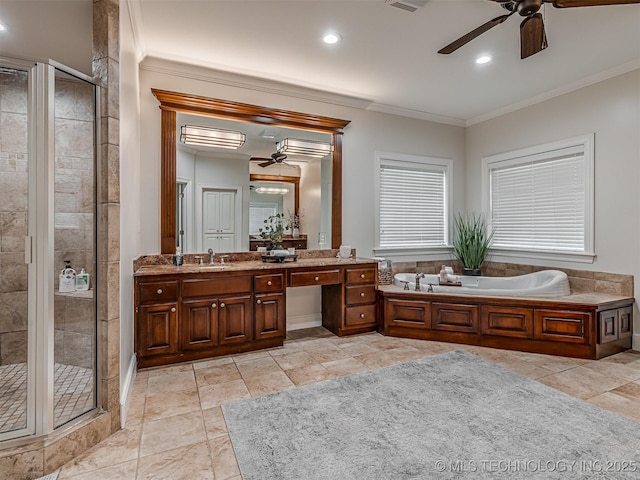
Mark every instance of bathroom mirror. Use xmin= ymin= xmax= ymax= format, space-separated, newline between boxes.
xmin=152 ymin=89 xmax=350 ymax=254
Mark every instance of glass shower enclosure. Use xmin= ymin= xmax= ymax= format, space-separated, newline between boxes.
xmin=0 ymin=57 xmax=99 ymax=441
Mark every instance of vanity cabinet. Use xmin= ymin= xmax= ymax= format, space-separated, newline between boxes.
xmin=378 ymin=289 xmax=634 ymax=359
xmin=136 ymin=280 xmax=179 ymax=359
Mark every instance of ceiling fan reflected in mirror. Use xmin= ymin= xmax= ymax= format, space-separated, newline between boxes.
xmin=250 ymin=151 xmax=290 ymax=168
xmin=438 ymin=0 xmax=640 ymax=59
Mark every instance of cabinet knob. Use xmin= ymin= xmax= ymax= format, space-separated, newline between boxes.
xmin=267 ymin=280 xmax=272 ymax=286
xmin=256 ymin=299 xmax=262 ymax=304
xmin=360 ymin=313 xmax=365 ymax=318
xmin=360 ymin=274 xmax=366 ymax=279
xmin=360 ymin=292 xmax=365 ymax=297
xmin=314 ymin=276 xmax=319 ymax=281
xmin=171 ymin=307 xmax=176 ymax=313
xmin=157 ymin=288 xmax=163 ymax=294
xmin=211 ymin=303 xmax=217 ymax=308
xmin=220 ymin=302 xmax=226 ymax=308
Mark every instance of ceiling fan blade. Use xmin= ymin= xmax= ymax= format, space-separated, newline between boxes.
xmin=438 ymin=13 xmax=513 ymax=54
xmin=259 ymin=160 xmax=275 ymax=168
xmin=520 ymin=13 xmax=548 ymax=59
xmin=552 ymin=0 xmax=639 ymax=7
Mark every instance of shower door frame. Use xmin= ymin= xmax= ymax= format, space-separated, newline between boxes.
xmin=0 ymin=56 xmax=102 ymax=444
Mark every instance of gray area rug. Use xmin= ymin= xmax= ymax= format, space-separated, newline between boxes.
xmin=222 ymin=350 xmax=640 ymax=479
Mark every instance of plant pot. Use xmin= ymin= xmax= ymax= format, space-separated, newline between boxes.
xmin=292 ymin=227 xmax=300 ymax=238
xmin=462 ymin=268 xmax=481 ymax=276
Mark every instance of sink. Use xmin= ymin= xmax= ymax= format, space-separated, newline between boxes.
xmin=198 ymin=265 xmax=228 ymax=271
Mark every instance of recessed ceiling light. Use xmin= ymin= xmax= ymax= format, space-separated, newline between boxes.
xmin=322 ymin=32 xmax=341 ymax=45
xmin=476 ymin=55 xmax=492 ymax=65
xmin=0 ymin=23 xmax=6 ymax=32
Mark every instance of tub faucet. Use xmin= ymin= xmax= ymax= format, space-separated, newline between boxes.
xmin=207 ymin=248 xmax=215 ymax=265
xmin=415 ymin=273 xmax=425 ymax=291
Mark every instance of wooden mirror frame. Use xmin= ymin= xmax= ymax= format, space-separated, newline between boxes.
xmin=151 ymin=89 xmax=350 ymax=254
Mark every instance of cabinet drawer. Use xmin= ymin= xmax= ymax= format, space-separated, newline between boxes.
xmin=345 ymin=304 xmax=377 ymax=327
xmin=534 ymin=309 xmax=590 ymax=344
xmin=345 ymin=285 xmax=376 ymax=305
xmin=345 ymin=268 xmax=377 ymax=285
xmin=183 ymin=276 xmax=251 ymax=298
xmin=139 ymin=281 xmax=179 ymax=304
xmin=254 ymin=273 xmax=284 ymax=293
xmin=289 ymin=269 xmax=341 ymax=287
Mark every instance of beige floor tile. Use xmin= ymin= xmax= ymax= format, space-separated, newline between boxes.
xmin=322 ymin=357 xmax=368 ymax=376
xmin=610 ymin=381 xmax=640 ymax=401
xmin=272 ymin=350 xmax=318 ymax=370
xmin=195 ymin=363 xmax=242 ymax=387
xmin=202 ymin=406 xmax=228 ymax=439
xmin=209 ymin=435 xmax=241 ymax=480
xmin=235 ymin=355 xmax=281 ymax=379
xmin=306 ymin=346 xmax=351 ymax=363
xmin=137 ymin=442 xmax=214 ymax=480
xmin=586 ymin=392 xmax=640 ymax=423
xmin=192 ymin=356 xmax=234 ymax=370
xmin=285 ymin=363 xmax=335 ymax=386
xmin=355 ymin=351 xmax=399 ymax=370
xmin=146 ymin=370 xmax=197 ymax=396
xmin=496 ymin=358 xmax=557 ymax=379
xmin=244 ymin=370 xmax=295 ymax=396
xmin=125 ymin=393 xmax=146 ymax=426
xmin=199 ymin=379 xmax=251 ymax=409
xmin=334 ymin=340 xmax=379 ymax=356
xmin=538 ymin=365 xmax=629 ymax=400
xmin=58 ymin=425 xmax=141 ymax=478
xmin=144 ymin=389 xmax=201 ymax=421
xmin=580 ymin=359 xmax=640 ymax=382
xmin=145 ymin=363 xmax=194 ymax=377
xmin=267 ymin=342 xmax=305 ymax=356
xmin=140 ymin=410 xmax=206 ymax=458
xmin=59 ymin=459 xmax=138 ymax=480
xmin=598 ymin=350 xmax=640 ymax=365
xmin=232 ymin=349 xmax=272 ymax=364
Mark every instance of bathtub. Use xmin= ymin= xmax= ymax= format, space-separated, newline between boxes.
xmin=393 ymin=270 xmax=570 ymax=298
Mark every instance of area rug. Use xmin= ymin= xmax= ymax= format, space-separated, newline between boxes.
xmin=222 ymin=350 xmax=640 ymax=479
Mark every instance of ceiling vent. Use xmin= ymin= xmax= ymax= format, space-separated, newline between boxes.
xmin=384 ymin=0 xmax=428 ymax=13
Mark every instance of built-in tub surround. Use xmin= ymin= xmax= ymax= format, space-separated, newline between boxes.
xmin=394 ymin=270 xmax=571 ymax=298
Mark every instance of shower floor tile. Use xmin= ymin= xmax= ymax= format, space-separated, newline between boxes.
xmin=0 ymin=362 xmax=95 ymax=433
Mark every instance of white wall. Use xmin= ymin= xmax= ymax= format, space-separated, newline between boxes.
xmin=119 ymin=1 xmax=141 ymax=424
xmin=465 ymin=69 xmax=640 ymax=348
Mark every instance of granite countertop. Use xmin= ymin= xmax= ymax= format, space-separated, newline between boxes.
xmin=376 ymin=284 xmax=634 ymax=307
xmin=133 ymin=256 xmax=378 ymax=277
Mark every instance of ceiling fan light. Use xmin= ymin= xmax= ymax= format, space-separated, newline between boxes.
xmin=180 ymin=125 xmax=246 ymax=149
xmin=277 ymin=138 xmax=333 ymax=158
xmin=255 ymin=187 xmax=289 ymax=195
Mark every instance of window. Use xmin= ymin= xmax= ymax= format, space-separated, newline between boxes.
xmin=482 ymin=134 xmax=594 ymax=262
xmin=374 ymin=152 xmax=451 ymax=255
xmin=249 ymin=203 xmax=277 ymax=235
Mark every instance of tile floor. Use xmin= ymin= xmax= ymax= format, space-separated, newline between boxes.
xmin=54 ymin=328 xmax=640 ymax=480
xmin=0 ymin=363 xmax=94 ymax=433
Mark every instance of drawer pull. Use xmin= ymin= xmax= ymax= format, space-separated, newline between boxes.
xmin=171 ymin=307 xmax=176 ymax=313
xmin=211 ymin=303 xmax=217 ymax=309
xmin=220 ymin=302 xmax=226 ymax=308
xmin=360 ymin=313 xmax=365 ymax=318
xmin=360 ymin=274 xmax=365 ymax=278
xmin=157 ymin=288 xmax=163 ymax=294
xmin=256 ymin=299 xmax=262 ymax=304
xmin=314 ymin=276 xmax=319 ymax=281
xmin=360 ymin=292 xmax=365 ymax=297
xmin=267 ymin=280 xmax=272 ymax=286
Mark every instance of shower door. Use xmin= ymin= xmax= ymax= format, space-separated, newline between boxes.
xmin=0 ymin=65 xmax=31 ymax=437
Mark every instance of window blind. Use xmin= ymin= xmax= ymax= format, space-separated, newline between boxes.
xmin=249 ymin=203 xmax=277 ymax=235
xmin=379 ymin=162 xmax=446 ymax=248
xmin=489 ymin=148 xmax=586 ymax=252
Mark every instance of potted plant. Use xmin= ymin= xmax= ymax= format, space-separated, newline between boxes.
xmin=259 ymin=213 xmax=286 ymax=250
xmin=452 ymin=212 xmax=494 ymax=276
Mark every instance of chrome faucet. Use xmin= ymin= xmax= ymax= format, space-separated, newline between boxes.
xmin=220 ymin=255 xmax=229 ymax=265
xmin=207 ymin=248 xmax=215 ymax=265
xmin=415 ymin=273 xmax=425 ymax=291
xmin=194 ymin=255 xmax=204 ymax=266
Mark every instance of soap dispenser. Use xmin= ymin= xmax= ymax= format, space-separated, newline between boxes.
xmin=76 ymin=268 xmax=90 ymax=291
xmin=439 ymin=265 xmax=447 ymax=284
xmin=59 ymin=261 xmax=77 ymax=293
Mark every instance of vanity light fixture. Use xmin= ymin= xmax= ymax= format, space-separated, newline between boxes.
xmin=277 ymin=138 xmax=333 ymax=158
xmin=180 ymin=125 xmax=246 ymax=149
xmin=255 ymin=187 xmax=289 ymax=195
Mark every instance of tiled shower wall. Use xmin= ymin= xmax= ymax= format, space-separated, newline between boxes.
xmin=0 ymin=73 xmax=96 ymax=369
xmin=0 ymin=69 xmax=28 ymax=366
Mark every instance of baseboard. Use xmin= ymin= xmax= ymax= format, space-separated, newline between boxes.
xmin=632 ymin=333 xmax=640 ymax=352
xmin=286 ymin=313 xmax=322 ymax=331
xmin=119 ymin=354 xmax=137 ymax=428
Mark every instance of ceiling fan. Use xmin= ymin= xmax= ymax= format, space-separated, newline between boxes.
xmin=438 ymin=0 xmax=640 ymax=59
xmin=250 ymin=151 xmax=289 ymax=168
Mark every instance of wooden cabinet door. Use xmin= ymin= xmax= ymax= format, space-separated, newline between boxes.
xmin=218 ymin=294 xmax=253 ymax=345
xmin=137 ymin=303 xmax=178 ymax=358
xmin=534 ymin=309 xmax=590 ymax=344
xmin=181 ymin=298 xmax=219 ymax=351
xmin=480 ymin=305 xmax=534 ymax=339
xmin=385 ymin=298 xmax=431 ymax=330
xmin=431 ymin=302 xmax=478 ymax=333
xmin=254 ymin=293 xmax=285 ymax=340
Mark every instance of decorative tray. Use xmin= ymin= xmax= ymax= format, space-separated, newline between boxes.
xmin=261 ymin=254 xmax=298 ymax=263
xmin=438 ymin=281 xmax=462 ymax=287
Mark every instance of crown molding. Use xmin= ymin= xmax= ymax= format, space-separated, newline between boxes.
xmin=466 ymin=60 xmax=640 ymax=127
xmin=366 ymin=102 xmax=466 ymax=127
xmin=125 ymin=0 xmax=146 ymax=62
